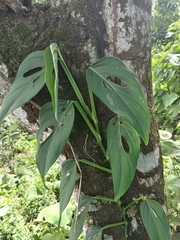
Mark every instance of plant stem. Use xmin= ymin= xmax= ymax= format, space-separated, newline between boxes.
xmin=74 ymin=102 xmax=106 ymax=156
xmin=68 ymin=140 xmax=82 ymax=228
xmin=123 ymin=196 xmax=144 ymax=211
xmin=88 ymin=87 xmax=100 ymax=134
xmin=93 ymin=195 xmax=120 ymax=203
xmin=58 ymin=50 xmax=92 ymax=119
xmin=58 ymin=49 xmax=106 ymax=157
xmin=29 ymin=100 xmax=41 ymax=110
xmin=79 ymin=159 xmax=111 ymax=173
xmin=118 ymin=201 xmax=128 ymax=240
xmin=102 ymin=221 xmax=127 ymax=230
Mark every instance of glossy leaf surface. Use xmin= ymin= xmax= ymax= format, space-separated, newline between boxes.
xmin=44 ymin=43 xmax=59 ymax=121
xmin=60 ymin=159 xmax=76 ymax=215
xmin=0 ymin=51 xmax=45 ymax=123
xmin=140 ymin=199 xmax=171 ymax=240
xmin=86 ymin=226 xmax=102 ymax=240
xmin=86 ymin=57 xmax=150 ymax=144
xmin=69 ymin=195 xmax=92 ymax=240
xmin=36 ymin=100 xmax=75 ymax=180
xmin=107 ymin=116 xmax=140 ymax=200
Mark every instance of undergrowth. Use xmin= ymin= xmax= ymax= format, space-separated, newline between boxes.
xmin=0 ymin=115 xmax=76 ymax=240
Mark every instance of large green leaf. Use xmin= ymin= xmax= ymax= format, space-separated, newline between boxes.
xmin=140 ymin=199 xmax=171 ymax=240
xmin=60 ymin=159 xmax=76 ymax=215
xmin=107 ymin=116 xmax=140 ymax=200
xmin=86 ymin=57 xmax=150 ymax=144
xmin=69 ymin=195 xmax=92 ymax=240
xmin=86 ymin=226 xmax=102 ymax=240
xmin=36 ymin=100 xmax=75 ymax=180
xmin=0 ymin=51 xmax=45 ymax=123
xmin=44 ymin=43 xmax=59 ymax=121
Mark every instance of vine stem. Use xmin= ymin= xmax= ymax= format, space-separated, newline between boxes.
xmin=57 ymin=49 xmax=92 ymax=119
xmin=102 ymin=221 xmax=127 ymax=230
xmin=88 ymin=87 xmax=100 ymax=135
xmin=58 ymin=49 xmax=106 ymax=157
xmin=123 ymin=196 xmax=144 ymax=211
xmin=78 ymin=159 xmax=111 ymax=173
xmin=93 ymin=195 xmax=120 ymax=204
xmin=118 ymin=201 xmax=128 ymax=240
xmin=67 ymin=140 xmax=82 ymax=228
xmin=29 ymin=100 xmax=41 ymax=110
xmin=74 ymin=101 xmax=106 ymax=156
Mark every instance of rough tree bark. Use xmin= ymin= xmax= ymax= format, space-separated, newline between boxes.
xmin=0 ymin=0 xmax=165 ymax=239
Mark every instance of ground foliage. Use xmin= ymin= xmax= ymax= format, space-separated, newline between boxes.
xmin=153 ymin=20 xmax=180 ymax=132
xmin=0 ymin=116 xmax=77 ymax=240
xmin=152 ymin=0 xmax=180 ymax=46
xmin=152 ymin=1 xmax=180 ymax=238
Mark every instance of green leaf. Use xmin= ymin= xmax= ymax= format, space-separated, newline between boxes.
xmin=44 ymin=43 xmax=59 ymax=121
xmin=161 ymin=140 xmax=180 ymax=157
xmin=0 ymin=51 xmax=45 ymax=123
xmin=40 ymin=233 xmax=61 ymax=240
xmin=170 ymin=217 xmax=180 ymax=226
xmin=159 ymin=130 xmax=172 ymax=140
xmin=36 ymin=202 xmax=74 ymax=227
xmin=107 ymin=116 xmax=140 ymax=200
xmin=165 ymin=175 xmax=180 ymax=191
xmin=140 ymin=199 xmax=171 ymax=240
xmin=36 ymin=100 xmax=75 ymax=180
xmin=60 ymin=159 xmax=76 ymax=215
xmin=162 ymin=91 xmax=178 ymax=107
xmin=168 ymin=54 xmax=180 ymax=66
xmin=86 ymin=57 xmax=150 ymax=144
xmin=25 ymin=185 xmax=43 ymax=202
xmin=69 ymin=195 xmax=92 ymax=240
xmin=86 ymin=226 xmax=103 ymax=240
xmin=0 ymin=206 xmax=9 ymax=217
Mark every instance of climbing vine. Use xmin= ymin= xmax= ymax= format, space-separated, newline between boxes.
xmin=0 ymin=43 xmax=171 ymax=239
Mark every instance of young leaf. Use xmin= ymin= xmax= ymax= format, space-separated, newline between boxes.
xmin=60 ymin=159 xmax=77 ymax=215
xmin=36 ymin=100 xmax=75 ymax=180
xmin=0 ymin=51 xmax=45 ymax=123
xmin=86 ymin=226 xmax=103 ymax=240
xmin=44 ymin=43 xmax=59 ymax=121
xmin=140 ymin=199 xmax=171 ymax=240
xmin=86 ymin=57 xmax=150 ymax=144
xmin=69 ymin=195 xmax=92 ymax=240
xmin=107 ymin=116 xmax=140 ymax=200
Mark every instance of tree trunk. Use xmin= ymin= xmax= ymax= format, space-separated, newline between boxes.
xmin=0 ymin=1 xmax=165 ymax=239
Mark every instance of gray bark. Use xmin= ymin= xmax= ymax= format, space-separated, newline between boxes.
xmin=0 ymin=1 xmax=165 ymax=239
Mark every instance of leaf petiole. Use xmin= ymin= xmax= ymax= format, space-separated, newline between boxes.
xmin=57 ymin=49 xmax=92 ymax=119
xmin=74 ymin=101 xmax=106 ymax=156
xmin=79 ymin=159 xmax=111 ymax=173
